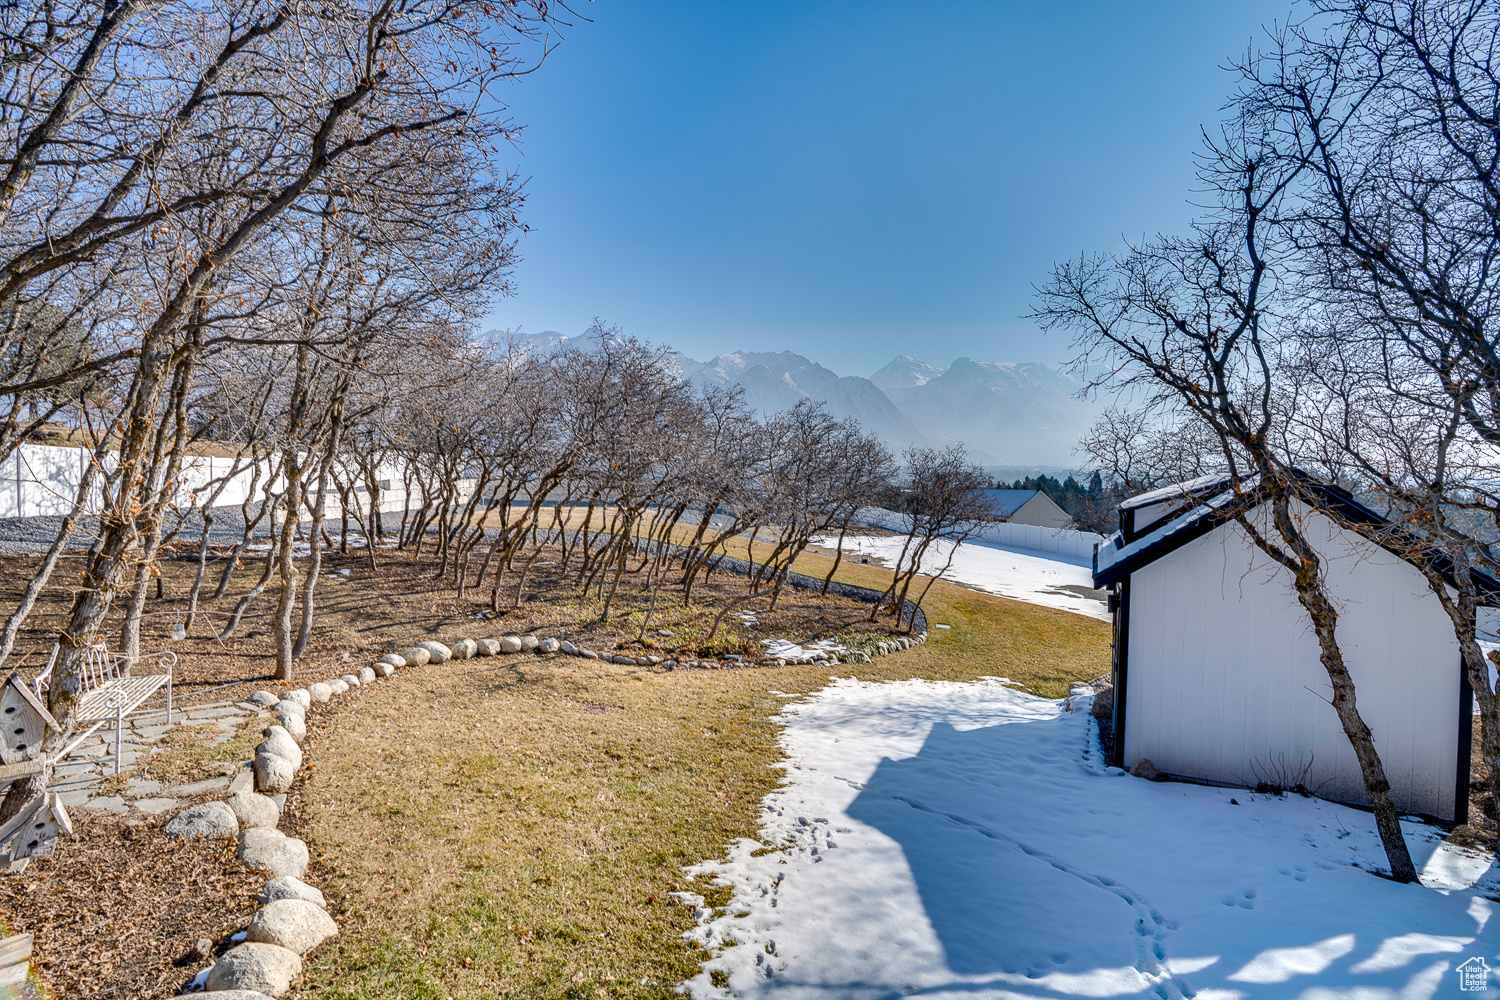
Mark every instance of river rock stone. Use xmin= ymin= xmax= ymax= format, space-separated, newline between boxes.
xmin=558 ymin=640 xmax=577 ymax=655
xmin=325 ymin=678 xmax=349 ymax=695
xmin=277 ymin=711 xmax=306 ymax=743
xmin=373 ymin=661 xmax=394 ymax=677
xmin=280 ymin=689 xmax=310 ymax=709
xmin=204 ymin=942 xmax=302 ymax=997
xmin=475 ymin=638 xmax=500 ymax=656
xmin=165 ymin=800 xmax=239 ymax=839
xmin=248 ymin=691 xmax=278 ymax=707
xmin=307 ymin=682 xmax=332 ymax=704
xmin=246 ymin=898 xmax=339 ymax=955
xmin=378 ymin=652 xmax=406 ymax=669
xmin=253 ymin=751 xmax=295 ymax=794
xmin=451 ymin=638 xmax=477 ymax=660
xmin=417 ymin=641 xmax=452 ymax=663
xmin=274 ymin=698 xmax=305 ymax=719
xmin=357 ymin=666 xmax=376 ymax=684
xmin=520 ymin=634 xmax=539 ymax=651
xmin=537 ymin=637 xmax=559 ymax=654
xmin=340 ymin=673 xmax=360 ymax=687
xmin=195 ymin=990 xmax=275 ymax=999
xmin=498 ymin=636 xmax=523 ymax=654
xmin=399 ymin=647 xmax=431 ymax=666
xmin=238 ymin=828 xmax=310 ymax=878
xmin=258 ymin=875 xmax=327 ymax=909
xmin=228 ymin=791 xmax=281 ymax=830
xmin=258 ymin=727 xmax=302 ymax=767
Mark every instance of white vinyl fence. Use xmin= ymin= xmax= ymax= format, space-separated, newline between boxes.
xmin=854 ymin=505 xmax=1105 ymax=561
xmin=0 ymin=442 xmax=437 ymax=520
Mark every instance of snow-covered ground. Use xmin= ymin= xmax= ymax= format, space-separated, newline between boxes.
xmin=818 ymin=534 xmax=1109 ymax=621
xmin=683 ymin=678 xmax=1499 ymax=999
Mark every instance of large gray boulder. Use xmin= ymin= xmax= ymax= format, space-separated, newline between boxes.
xmin=340 ymin=673 xmax=360 ymax=688
xmin=248 ymin=691 xmax=278 ymax=707
xmin=520 ymin=634 xmax=539 ymax=652
xmin=165 ymin=800 xmax=239 ymax=839
xmin=558 ymin=640 xmax=577 ymax=656
xmin=399 ymin=647 xmax=431 ymax=667
xmin=258 ymin=875 xmax=327 ymax=909
xmin=450 ymin=638 xmax=477 ymax=660
xmin=238 ymin=828 xmax=310 ymax=878
xmin=228 ymin=791 xmax=281 ymax=830
xmin=245 ymin=898 xmax=339 ymax=955
xmin=277 ymin=711 xmax=306 ymax=744
xmin=205 ymin=942 xmax=302 ymax=997
xmin=279 ymin=689 xmax=310 ymax=709
xmin=257 ymin=727 xmax=302 ymax=769
xmin=475 ymin=638 xmax=500 ymax=657
xmin=273 ymin=698 xmax=305 ymax=720
xmin=498 ymin=636 xmax=522 ymax=654
xmin=377 ymin=652 xmax=406 ymax=669
xmin=537 ymin=637 xmax=560 ymax=654
xmin=417 ymin=640 xmax=452 ymax=663
xmin=307 ymin=682 xmax=332 ymax=704
xmin=356 ymin=666 xmax=376 ymax=684
xmin=253 ymin=752 xmax=295 ymax=795
xmin=325 ymin=678 xmax=349 ymax=695
xmin=373 ymin=661 xmax=394 ymax=677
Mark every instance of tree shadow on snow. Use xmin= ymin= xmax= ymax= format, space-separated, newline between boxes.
xmin=845 ymin=715 xmax=1500 ymax=997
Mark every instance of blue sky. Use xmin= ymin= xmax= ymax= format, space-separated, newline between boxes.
xmin=485 ymin=1 xmax=1292 ymax=377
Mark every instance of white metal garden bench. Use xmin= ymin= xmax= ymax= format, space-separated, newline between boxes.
xmin=32 ymin=643 xmax=175 ymax=774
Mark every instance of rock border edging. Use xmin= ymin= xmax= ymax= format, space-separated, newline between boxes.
xmin=165 ymin=573 xmax=929 ymax=994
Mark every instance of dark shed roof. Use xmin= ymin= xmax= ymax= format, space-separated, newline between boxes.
xmin=1093 ymin=472 xmax=1500 ymax=604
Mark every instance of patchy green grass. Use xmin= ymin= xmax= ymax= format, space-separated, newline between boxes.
xmin=289 ymin=538 xmax=1111 ymax=999
xmin=136 ymin=714 xmax=264 ymax=788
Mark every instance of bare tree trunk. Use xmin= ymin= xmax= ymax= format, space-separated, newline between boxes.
xmin=219 ymin=544 xmax=279 ymax=640
xmin=294 ymin=453 xmax=333 ymax=658
xmin=821 ymin=518 xmax=851 ymax=596
xmin=1241 ymin=497 xmax=1417 ymax=882
xmin=272 ymin=491 xmax=301 ymax=680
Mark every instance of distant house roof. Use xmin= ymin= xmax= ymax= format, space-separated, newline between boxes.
xmin=1093 ymin=471 xmax=1500 ymax=603
xmin=984 ymin=489 xmax=1044 ymax=518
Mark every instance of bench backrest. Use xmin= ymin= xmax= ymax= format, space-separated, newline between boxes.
xmin=32 ymin=643 xmax=124 ymax=701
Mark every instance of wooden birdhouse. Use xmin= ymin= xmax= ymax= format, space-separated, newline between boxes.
xmin=0 ymin=673 xmax=56 ymax=765
xmin=5 ymin=792 xmax=71 ymax=861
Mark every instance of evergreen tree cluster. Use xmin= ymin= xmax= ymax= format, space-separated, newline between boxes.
xmin=995 ymin=472 xmax=1116 ymax=532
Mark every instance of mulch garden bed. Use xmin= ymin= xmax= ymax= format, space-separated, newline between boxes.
xmin=0 ymin=808 xmax=263 ymax=999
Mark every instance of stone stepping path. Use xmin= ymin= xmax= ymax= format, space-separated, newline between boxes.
xmin=47 ymin=701 xmax=269 ymax=814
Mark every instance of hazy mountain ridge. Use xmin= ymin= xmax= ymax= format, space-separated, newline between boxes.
xmin=869 ymin=355 xmax=947 ymax=390
xmin=680 ymin=350 xmax=950 ymax=456
xmin=885 ymin=357 xmax=1098 ymax=466
xmin=483 ymin=330 xmax=1096 ymax=467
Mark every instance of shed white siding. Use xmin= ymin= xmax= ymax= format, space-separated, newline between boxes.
xmin=1123 ymin=504 xmax=1461 ymax=820
xmin=1129 ymin=498 xmax=1182 ymax=536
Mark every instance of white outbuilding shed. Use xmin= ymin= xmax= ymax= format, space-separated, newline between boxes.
xmin=1093 ymin=474 xmax=1493 ymax=823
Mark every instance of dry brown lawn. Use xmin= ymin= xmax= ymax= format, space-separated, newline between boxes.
xmin=0 ymin=516 xmax=1113 ymax=998
xmin=290 ymin=539 xmax=1112 ymax=999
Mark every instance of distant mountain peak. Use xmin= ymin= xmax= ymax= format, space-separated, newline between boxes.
xmin=870 ymin=355 xmax=948 ymax=390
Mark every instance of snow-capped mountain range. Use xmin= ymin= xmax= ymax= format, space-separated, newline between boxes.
xmin=490 ymin=332 xmax=1099 ymax=467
